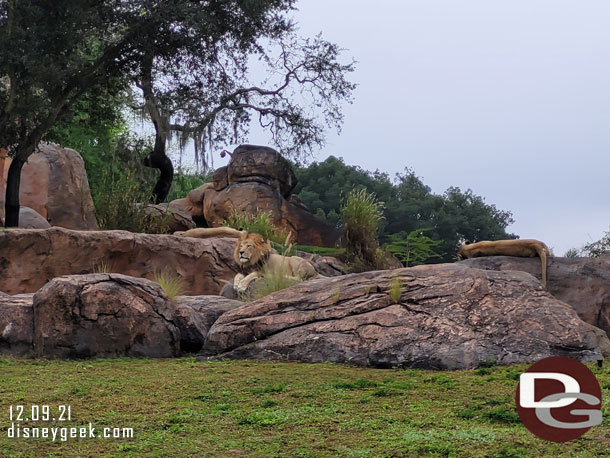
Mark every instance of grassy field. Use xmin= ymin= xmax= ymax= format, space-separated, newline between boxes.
xmin=0 ymin=357 xmax=608 ymax=457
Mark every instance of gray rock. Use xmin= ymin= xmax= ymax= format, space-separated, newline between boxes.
xmin=0 ymin=227 xmax=240 ymax=295
xmin=460 ymin=256 xmax=610 ymax=338
xmin=33 ymin=274 xmax=181 ymax=358
xmin=174 ymin=295 xmax=244 ymax=352
xmin=0 ymin=292 xmax=34 ymax=356
xmin=200 ymin=264 xmax=610 ymax=369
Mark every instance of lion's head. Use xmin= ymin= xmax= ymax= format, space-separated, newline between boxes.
xmin=234 ymin=232 xmax=271 ymax=270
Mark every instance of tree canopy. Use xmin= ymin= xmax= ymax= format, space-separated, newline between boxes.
xmin=294 ymin=156 xmax=516 ymax=262
xmin=0 ymin=0 xmax=355 ymax=225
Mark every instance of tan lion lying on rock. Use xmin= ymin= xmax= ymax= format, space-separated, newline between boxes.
xmin=457 ymin=239 xmax=552 ymax=287
xmin=174 ymin=227 xmax=319 ymax=294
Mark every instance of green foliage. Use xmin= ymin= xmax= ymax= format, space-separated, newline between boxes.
xmin=222 ymin=210 xmax=290 ymax=247
xmin=166 ymin=170 xmax=211 ymax=202
xmin=384 ymin=229 xmax=443 ymax=266
xmin=582 ymin=228 xmax=610 ymax=257
xmin=0 ymin=358 xmax=609 ymax=457
xmin=340 ymin=188 xmax=385 ymax=270
xmin=388 ymin=276 xmax=403 ymax=303
xmin=94 ymin=168 xmax=171 ymax=234
xmin=563 ymin=247 xmax=581 ymax=258
xmin=153 ymin=271 xmax=186 ymax=300
xmin=1 ymin=1 xmax=355 ymax=226
xmin=295 ymin=157 xmax=515 ymax=263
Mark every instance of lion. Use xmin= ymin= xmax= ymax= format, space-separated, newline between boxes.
xmin=175 ymin=227 xmax=319 ymax=293
xmin=457 ymin=239 xmax=552 ymax=287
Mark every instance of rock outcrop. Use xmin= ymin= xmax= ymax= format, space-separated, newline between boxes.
xmin=33 ymin=274 xmax=181 ymax=358
xmin=460 ymin=256 xmax=610 ymax=339
xmin=174 ymin=295 xmax=244 ymax=352
xmin=0 ymin=206 xmax=51 ymax=229
xmin=197 ymin=145 xmax=340 ymax=247
xmin=0 ymin=143 xmax=98 ymax=230
xmin=0 ymin=227 xmax=239 ymax=295
xmin=141 ymin=200 xmax=196 ymax=233
xmin=200 ymin=264 xmax=610 ymax=369
xmin=0 ymin=292 xmax=34 ymax=356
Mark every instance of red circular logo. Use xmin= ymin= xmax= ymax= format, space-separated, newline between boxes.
xmin=515 ymin=356 xmax=602 ymax=442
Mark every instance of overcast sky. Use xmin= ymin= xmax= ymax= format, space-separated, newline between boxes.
xmin=212 ymin=1 xmax=610 ymax=256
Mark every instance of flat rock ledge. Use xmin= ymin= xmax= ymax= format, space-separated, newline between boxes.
xmin=0 ymin=227 xmax=240 ymax=295
xmin=200 ymin=264 xmax=610 ymax=370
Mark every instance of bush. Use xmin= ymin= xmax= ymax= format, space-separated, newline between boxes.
xmin=166 ymin=170 xmax=211 ymax=201
xmin=222 ymin=210 xmax=290 ymax=247
xmin=340 ymin=188 xmax=384 ymax=271
xmin=384 ymin=228 xmax=443 ymax=266
xmin=94 ymin=168 xmax=171 ymax=234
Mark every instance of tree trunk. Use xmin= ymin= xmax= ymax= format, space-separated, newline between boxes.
xmin=139 ymin=54 xmax=174 ymax=204
xmin=144 ymin=133 xmax=174 ymax=204
xmin=4 ymin=156 xmax=25 ymax=227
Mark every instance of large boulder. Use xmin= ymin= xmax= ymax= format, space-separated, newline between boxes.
xmin=186 ymin=183 xmax=214 ymax=225
xmin=0 ymin=206 xmax=51 ymax=229
xmin=33 ymin=274 xmax=181 ymax=358
xmin=200 ymin=264 xmax=610 ymax=369
xmin=0 ymin=227 xmax=240 ymax=295
xmin=202 ymin=145 xmax=340 ymax=247
xmin=0 ymin=292 xmax=34 ymax=356
xmin=174 ymin=296 xmax=244 ymax=352
xmin=227 ymin=144 xmax=297 ymax=197
xmin=0 ymin=143 xmax=98 ymax=230
xmin=141 ymin=200 xmax=196 ymax=233
xmin=460 ymin=256 xmax=610 ymax=339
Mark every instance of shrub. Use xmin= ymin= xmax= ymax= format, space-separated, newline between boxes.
xmin=384 ymin=228 xmax=443 ymax=266
xmin=340 ymin=188 xmax=384 ymax=271
xmin=166 ymin=170 xmax=211 ymax=201
xmin=94 ymin=168 xmax=171 ymax=233
xmin=222 ymin=210 xmax=291 ymax=248
xmin=153 ymin=270 xmax=186 ymax=299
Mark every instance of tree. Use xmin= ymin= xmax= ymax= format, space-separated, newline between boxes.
xmin=294 ymin=156 xmax=516 ymax=262
xmin=0 ymin=0 xmax=355 ymax=224
xmin=384 ymin=229 xmax=442 ymax=266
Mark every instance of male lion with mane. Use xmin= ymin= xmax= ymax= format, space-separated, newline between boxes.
xmin=175 ymin=227 xmax=319 ymax=293
xmin=457 ymin=239 xmax=552 ymax=287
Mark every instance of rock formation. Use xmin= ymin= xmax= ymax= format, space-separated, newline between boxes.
xmin=194 ymin=145 xmax=341 ymax=247
xmin=0 ymin=292 xmax=34 ymax=356
xmin=460 ymin=256 xmax=610 ymax=339
xmin=0 ymin=143 xmax=98 ymax=230
xmin=33 ymin=274 xmax=181 ymax=358
xmin=0 ymin=227 xmax=239 ymax=295
xmin=201 ymin=264 xmax=610 ymax=369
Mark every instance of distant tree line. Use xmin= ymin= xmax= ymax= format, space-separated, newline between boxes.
xmin=294 ymin=156 xmax=516 ymax=263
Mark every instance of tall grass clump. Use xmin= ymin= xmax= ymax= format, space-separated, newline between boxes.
xmin=340 ymin=188 xmax=385 ymax=271
xmin=249 ymin=269 xmax=301 ymax=301
xmin=222 ymin=210 xmax=291 ymax=248
xmin=153 ymin=270 xmax=186 ymax=300
xmin=388 ymin=276 xmax=403 ymax=303
xmin=94 ymin=169 xmax=171 ymax=234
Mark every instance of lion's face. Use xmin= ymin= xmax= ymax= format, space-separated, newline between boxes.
xmin=234 ymin=232 xmax=271 ymax=267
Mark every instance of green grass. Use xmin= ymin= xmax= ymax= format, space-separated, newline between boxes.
xmin=153 ymin=270 xmax=186 ymax=300
xmin=0 ymin=358 xmax=608 ymax=457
